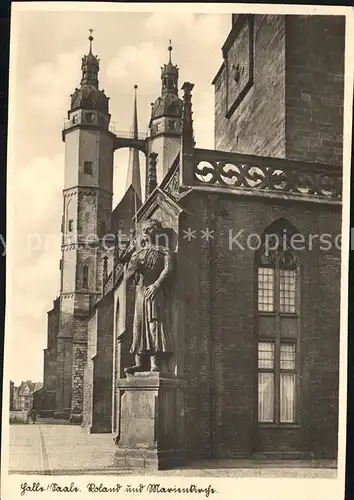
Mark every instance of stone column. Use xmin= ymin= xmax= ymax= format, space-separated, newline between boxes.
xmin=114 ymin=372 xmax=185 ymax=469
xmin=180 ymin=82 xmax=196 ymax=187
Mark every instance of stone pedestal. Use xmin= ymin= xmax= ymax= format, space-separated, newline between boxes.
xmin=53 ymin=408 xmax=71 ymax=419
xmin=69 ymin=411 xmax=83 ymax=424
xmin=114 ymin=372 xmax=185 ymax=470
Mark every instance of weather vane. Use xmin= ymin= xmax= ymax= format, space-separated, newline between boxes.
xmin=168 ymin=39 xmax=172 ymax=62
xmin=88 ymin=29 xmax=94 ymax=52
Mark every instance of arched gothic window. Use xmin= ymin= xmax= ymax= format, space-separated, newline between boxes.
xmin=255 ymin=220 xmax=300 ymax=425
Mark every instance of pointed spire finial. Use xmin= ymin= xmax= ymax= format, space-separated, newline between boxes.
xmin=125 ymin=85 xmax=142 ymax=201
xmin=168 ymin=39 xmax=172 ymax=63
xmin=88 ymin=28 xmax=94 ymax=54
xmin=132 ymin=85 xmax=138 ymax=139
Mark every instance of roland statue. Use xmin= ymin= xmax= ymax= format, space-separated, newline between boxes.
xmin=118 ymin=218 xmax=173 ymax=374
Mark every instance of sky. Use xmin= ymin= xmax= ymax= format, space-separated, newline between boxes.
xmin=7 ymin=5 xmax=230 ymax=384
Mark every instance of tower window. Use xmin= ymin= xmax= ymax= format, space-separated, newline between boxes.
xmin=72 ymin=115 xmax=77 ymax=124
xmin=100 ymin=221 xmax=106 ymax=237
xmin=68 ymin=219 xmax=73 ymax=232
xmin=84 ymin=161 xmax=93 ymax=175
xmin=83 ymin=265 xmax=88 ymax=289
xmin=169 ymin=120 xmax=176 ymax=130
xmin=85 ymin=113 xmax=93 ymax=123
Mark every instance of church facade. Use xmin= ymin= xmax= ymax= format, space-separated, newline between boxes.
xmin=40 ymin=14 xmax=344 ymax=466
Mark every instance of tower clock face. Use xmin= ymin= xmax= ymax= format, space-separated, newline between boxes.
xmin=225 ymin=15 xmax=254 ymax=118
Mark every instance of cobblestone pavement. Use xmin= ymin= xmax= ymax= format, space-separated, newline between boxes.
xmin=8 ymin=423 xmax=337 ymax=478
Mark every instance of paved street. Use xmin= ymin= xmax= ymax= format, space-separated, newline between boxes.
xmin=9 ymin=421 xmax=337 ymax=477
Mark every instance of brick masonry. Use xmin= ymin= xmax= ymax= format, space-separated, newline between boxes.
xmin=213 ymin=15 xmax=344 ymax=164
xmin=214 ymin=15 xmax=286 ymax=157
xmin=285 ymin=15 xmax=345 ymax=165
xmin=179 ymin=191 xmax=341 ymax=459
xmin=44 ymin=298 xmax=60 ymax=393
xmin=33 ymin=298 xmax=61 ymax=415
xmin=71 ymin=342 xmax=87 ymax=414
xmin=55 ymin=337 xmax=72 ymax=413
xmin=91 ymin=291 xmax=114 ymax=432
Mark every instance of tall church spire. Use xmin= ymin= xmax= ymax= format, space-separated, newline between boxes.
xmin=126 ymin=85 xmax=142 ymax=200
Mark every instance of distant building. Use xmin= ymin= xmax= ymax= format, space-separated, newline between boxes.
xmin=9 ymin=381 xmax=14 ymax=410
xmin=11 ymin=381 xmax=43 ymax=411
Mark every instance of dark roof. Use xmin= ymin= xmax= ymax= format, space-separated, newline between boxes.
xmin=70 ymin=85 xmax=109 ymax=114
xmin=151 ymin=93 xmax=183 ymax=121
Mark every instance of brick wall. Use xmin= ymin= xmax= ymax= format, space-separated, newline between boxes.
xmin=77 ymin=190 xmax=98 ymax=236
xmin=55 ymin=337 xmax=72 ymax=412
xmin=178 ymin=195 xmax=213 ymax=457
xmin=214 ymin=15 xmax=286 ymax=157
xmin=44 ymin=299 xmax=60 ymax=392
xmin=213 ymin=15 xmax=344 ymax=164
xmin=75 ymin=247 xmax=99 ymax=293
xmin=47 ymin=298 xmax=60 ymax=348
xmin=43 ymin=350 xmax=57 ymax=393
xmin=300 ymin=210 xmax=341 ymax=458
xmin=71 ymin=340 xmax=87 ymax=414
xmin=285 ymin=15 xmax=345 ymax=165
xmin=83 ymin=310 xmax=97 ymax=428
xmin=180 ymin=190 xmax=341 ymax=459
xmin=91 ymin=291 xmax=114 ymax=432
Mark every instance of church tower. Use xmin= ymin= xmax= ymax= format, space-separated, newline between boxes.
xmin=56 ymin=31 xmax=115 ymax=419
xmin=148 ymin=42 xmax=183 ymax=193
